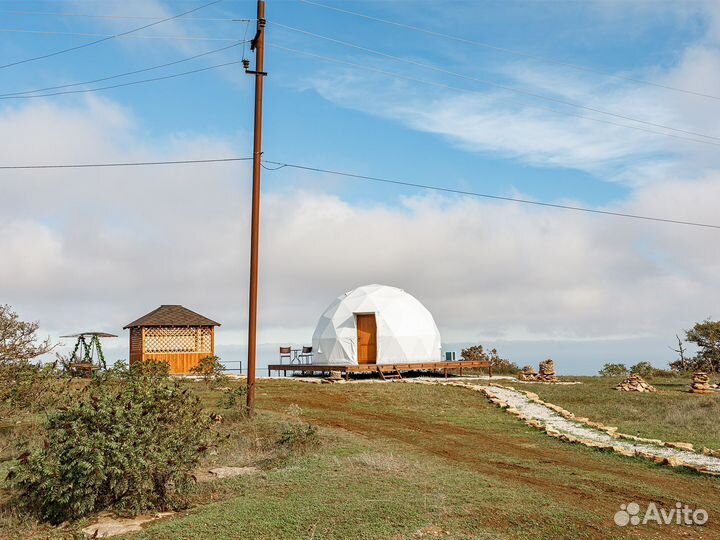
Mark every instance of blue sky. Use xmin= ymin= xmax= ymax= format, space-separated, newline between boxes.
xmin=1 ymin=0 xmax=720 ymax=374
xmin=4 ymin=0 xmax=703 ymax=204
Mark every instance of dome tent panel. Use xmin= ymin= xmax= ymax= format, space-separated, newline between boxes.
xmin=311 ymin=284 xmax=441 ymax=366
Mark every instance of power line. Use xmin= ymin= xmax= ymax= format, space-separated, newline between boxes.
xmin=270 ymin=22 xmax=720 ymax=143
xmin=261 ymin=160 xmax=720 ymax=230
xmin=0 ymin=59 xmax=246 ymax=99
xmin=0 ymin=154 xmax=717 ymax=229
xmin=1 ymin=41 xmax=246 ymax=97
xmin=0 ymin=28 xmax=238 ymax=42
xmin=0 ymin=157 xmax=253 ymax=170
xmin=297 ymin=0 xmax=720 ymax=102
xmin=3 ymin=10 xmax=249 ymax=22
xmin=0 ymin=0 xmax=224 ymax=70
xmin=270 ymin=44 xmax=720 ymax=149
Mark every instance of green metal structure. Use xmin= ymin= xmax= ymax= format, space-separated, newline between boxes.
xmin=60 ymin=332 xmax=117 ymax=376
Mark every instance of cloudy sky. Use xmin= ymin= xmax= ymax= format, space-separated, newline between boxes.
xmin=2 ymin=0 xmax=720 ymax=374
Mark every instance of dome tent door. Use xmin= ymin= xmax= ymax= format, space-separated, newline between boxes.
xmin=356 ymin=313 xmax=377 ymax=364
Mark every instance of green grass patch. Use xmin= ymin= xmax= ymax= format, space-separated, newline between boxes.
xmin=521 ymin=376 xmax=720 ymax=449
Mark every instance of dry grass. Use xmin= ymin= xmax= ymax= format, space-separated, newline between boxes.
xmin=341 ymin=452 xmax=415 ymax=474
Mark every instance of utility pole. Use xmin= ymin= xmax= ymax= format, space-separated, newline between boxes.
xmin=245 ymin=0 xmax=266 ymax=414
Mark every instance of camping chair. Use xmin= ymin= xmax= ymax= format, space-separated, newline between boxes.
xmin=279 ymin=346 xmax=292 ymax=364
xmin=298 ymin=346 xmax=313 ymax=364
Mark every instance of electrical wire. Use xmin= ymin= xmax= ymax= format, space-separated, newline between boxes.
xmin=0 ymin=157 xmax=253 ymax=169
xmin=269 ymin=44 xmax=720 ymax=149
xmin=261 ymin=160 xmax=720 ymax=230
xmin=0 ymin=28 xmax=238 ymax=42
xmin=297 ymin=0 xmax=720 ymax=102
xmin=1 ymin=154 xmax=717 ymax=228
xmin=1 ymin=40 xmax=247 ymax=97
xmin=3 ymin=10 xmax=249 ymax=22
xmin=0 ymin=59 xmax=245 ymax=99
xmin=0 ymin=0 xmax=224 ymax=70
xmin=270 ymin=22 xmax=720 ymax=143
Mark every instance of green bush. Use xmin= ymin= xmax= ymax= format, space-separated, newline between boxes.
xmin=598 ymin=363 xmax=629 ymax=377
xmin=629 ymin=361 xmax=675 ymax=378
xmin=0 ymin=362 xmax=71 ymax=413
xmin=276 ymin=423 xmax=319 ymax=450
xmin=129 ymin=358 xmax=171 ymax=379
xmin=276 ymin=404 xmax=319 ymax=451
xmin=219 ymin=385 xmax=248 ymax=409
xmin=8 ymin=369 xmax=219 ymax=524
xmin=189 ymin=356 xmax=226 ymax=383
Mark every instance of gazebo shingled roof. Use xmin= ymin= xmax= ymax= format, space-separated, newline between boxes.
xmin=123 ymin=305 xmax=220 ymax=329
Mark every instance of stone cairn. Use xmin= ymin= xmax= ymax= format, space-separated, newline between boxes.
xmin=689 ymin=372 xmax=713 ymax=394
xmin=615 ymin=374 xmax=656 ymax=392
xmin=536 ymin=359 xmax=558 ymax=383
xmin=517 ymin=365 xmax=537 ymax=381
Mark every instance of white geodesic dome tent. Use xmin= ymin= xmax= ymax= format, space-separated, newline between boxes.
xmin=311 ymin=284 xmax=442 ymax=366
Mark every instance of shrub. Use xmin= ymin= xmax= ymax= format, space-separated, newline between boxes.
xmin=276 ymin=404 xmax=319 ymax=451
xmin=630 ymin=361 xmax=655 ymax=377
xmin=460 ymin=345 xmax=486 ymax=363
xmin=8 ymin=370 xmax=219 ymax=524
xmin=598 ymin=363 xmax=629 ymax=377
xmin=276 ymin=423 xmax=319 ymax=450
xmin=219 ymin=384 xmax=247 ymax=406
xmin=460 ymin=345 xmax=518 ymax=374
xmin=0 ymin=362 xmax=71 ymax=413
xmin=487 ymin=349 xmax=519 ymax=374
xmin=189 ymin=356 xmax=226 ymax=383
xmin=129 ymin=359 xmax=171 ymax=379
xmin=630 ymin=361 xmax=675 ymax=378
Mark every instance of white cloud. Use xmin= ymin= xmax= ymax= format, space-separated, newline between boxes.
xmin=2 ymin=97 xmax=719 ymax=371
xmin=5 ymin=1 xmax=720 ymax=374
xmin=298 ymin=0 xmax=720 ymax=187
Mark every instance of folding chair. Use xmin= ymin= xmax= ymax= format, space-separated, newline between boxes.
xmin=298 ymin=346 xmax=313 ymax=364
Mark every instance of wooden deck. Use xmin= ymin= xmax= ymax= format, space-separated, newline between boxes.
xmin=267 ymin=361 xmax=491 ymax=379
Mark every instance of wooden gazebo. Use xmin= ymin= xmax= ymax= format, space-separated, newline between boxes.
xmin=124 ymin=305 xmax=220 ymax=374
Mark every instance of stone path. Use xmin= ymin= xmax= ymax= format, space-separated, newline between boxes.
xmin=475 ymin=383 xmax=720 ymax=475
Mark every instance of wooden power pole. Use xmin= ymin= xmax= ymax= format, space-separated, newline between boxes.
xmin=246 ymin=0 xmax=266 ymax=414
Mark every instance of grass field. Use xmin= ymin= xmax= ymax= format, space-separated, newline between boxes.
xmin=3 ymin=377 xmax=720 ymax=539
xmin=130 ymin=379 xmax=720 ymax=540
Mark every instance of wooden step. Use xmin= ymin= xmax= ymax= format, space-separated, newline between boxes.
xmin=377 ymin=367 xmax=403 ymax=380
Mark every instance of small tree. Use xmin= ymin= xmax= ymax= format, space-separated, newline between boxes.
xmin=0 ymin=305 xmax=54 ymax=364
xmin=460 ymin=345 xmax=517 ymax=373
xmin=460 ymin=345 xmax=486 ymax=363
xmin=598 ymin=363 xmax=628 ymax=377
xmin=630 ymin=361 xmax=655 ymax=378
xmin=668 ymin=334 xmax=690 ymax=372
xmin=487 ymin=348 xmax=519 ymax=374
xmin=686 ymin=320 xmax=720 ymax=373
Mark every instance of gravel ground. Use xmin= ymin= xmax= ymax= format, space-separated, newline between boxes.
xmin=480 ymin=384 xmax=720 ymax=474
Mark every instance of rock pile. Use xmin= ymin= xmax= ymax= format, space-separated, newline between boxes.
xmin=689 ymin=372 xmax=713 ymax=394
xmin=537 ymin=359 xmax=558 ymax=383
xmin=518 ymin=365 xmax=537 ymax=381
xmin=615 ymin=374 xmax=656 ymax=392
